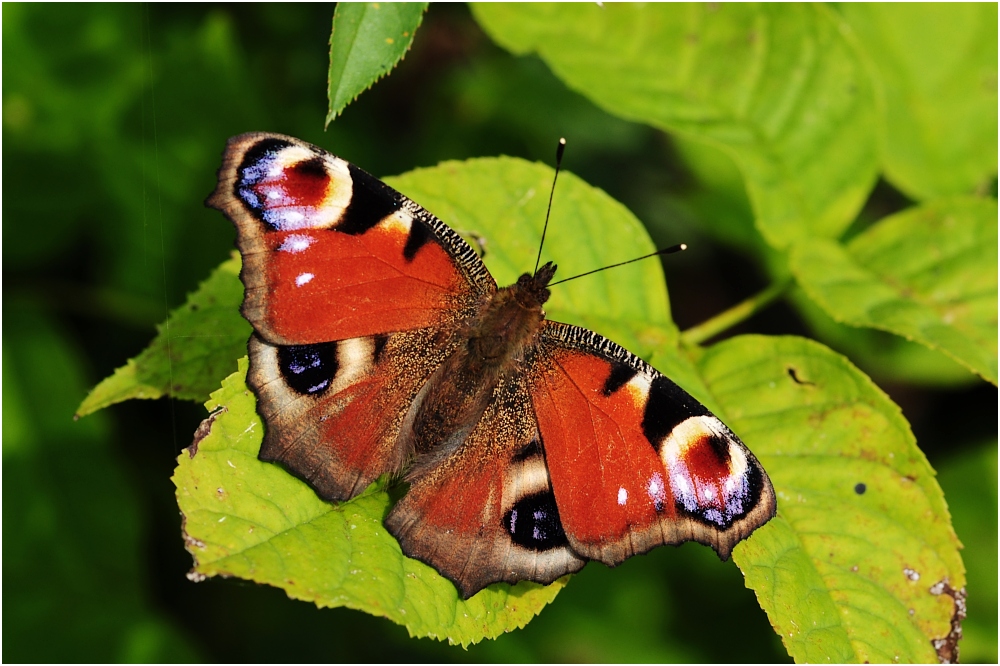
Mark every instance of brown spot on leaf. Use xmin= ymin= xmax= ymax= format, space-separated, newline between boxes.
xmin=929 ymin=579 xmax=966 ymax=664
xmin=787 ymin=366 xmax=815 ymax=385
xmin=186 ymin=406 xmax=226 ymax=458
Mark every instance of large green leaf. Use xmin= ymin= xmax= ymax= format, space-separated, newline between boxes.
xmin=76 ymin=254 xmax=250 ymax=417
xmin=326 ymin=2 xmax=428 ymax=125
xmin=791 ymin=198 xmax=998 ymax=385
xmin=471 ymin=3 xmax=878 ymax=249
xmin=703 ymin=336 xmax=963 ymax=663
xmin=840 ymin=4 xmax=999 ymax=201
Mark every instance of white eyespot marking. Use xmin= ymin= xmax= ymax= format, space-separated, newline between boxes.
xmin=617 ymin=487 xmax=628 ymax=506
xmin=904 ymin=568 xmax=920 ymax=582
xmin=279 ymin=234 xmax=314 ymax=253
xmin=267 ymin=190 xmax=280 ymax=200
xmin=295 ymin=272 xmax=314 ymax=286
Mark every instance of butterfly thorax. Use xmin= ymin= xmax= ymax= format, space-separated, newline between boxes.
xmin=407 ymin=263 xmax=557 ymax=457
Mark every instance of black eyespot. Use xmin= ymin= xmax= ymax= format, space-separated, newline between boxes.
xmin=854 ymin=483 xmax=867 ymax=495
xmin=277 ymin=342 xmax=338 ymax=395
xmin=501 ymin=491 xmax=567 ymax=551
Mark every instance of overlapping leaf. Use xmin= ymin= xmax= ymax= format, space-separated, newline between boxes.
xmin=327 ymin=2 xmax=428 ymax=125
xmin=840 ymin=3 xmax=999 ymax=200
xmin=76 ymin=254 xmax=250 ymax=417
xmin=471 ymin=3 xmax=878 ymax=249
xmin=706 ymin=336 xmax=963 ymax=663
xmin=791 ymin=198 xmax=998 ymax=385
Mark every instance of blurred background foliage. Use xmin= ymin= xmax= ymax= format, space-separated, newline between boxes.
xmin=3 ymin=3 xmax=996 ymax=662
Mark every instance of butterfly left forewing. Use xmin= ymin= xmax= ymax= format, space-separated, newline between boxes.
xmin=385 ymin=370 xmax=585 ymax=599
xmin=207 ymin=132 xmax=495 ymax=346
xmin=531 ymin=321 xmax=776 ymax=565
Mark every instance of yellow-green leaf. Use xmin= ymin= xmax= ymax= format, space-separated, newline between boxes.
xmin=471 ymin=3 xmax=878 ymax=249
xmin=840 ymin=3 xmax=999 ymax=200
xmin=76 ymin=254 xmax=250 ymax=417
xmin=790 ymin=198 xmax=998 ymax=385
xmin=173 ymin=359 xmax=567 ymax=646
xmin=701 ymin=335 xmax=963 ymax=663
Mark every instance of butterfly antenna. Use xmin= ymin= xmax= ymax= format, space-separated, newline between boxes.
xmin=548 ymin=243 xmax=688 ymax=286
xmin=534 ymin=137 xmax=567 ymax=276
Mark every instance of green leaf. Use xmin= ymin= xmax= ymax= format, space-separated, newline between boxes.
xmin=76 ymin=254 xmax=250 ymax=417
xmin=326 ymin=2 xmax=428 ymax=125
xmin=840 ymin=4 xmax=999 ymax=200
xmin=174 ymin=156 xmax=678 ymax=643
xmin=699 ymin=335 xmax=963 ymax=663
xmin=470 ymin=3 xmax=879 ymax=249
xmin=790 ymin=197 xmax=998 ymax=385
xmin=790 ymin=286 xmax=981 ymax=388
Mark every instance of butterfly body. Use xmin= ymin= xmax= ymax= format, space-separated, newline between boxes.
xmin=208 ymin=133 xmax=776 ymax=599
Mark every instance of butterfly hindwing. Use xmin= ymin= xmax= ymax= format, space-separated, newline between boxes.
xmin=385 ymin=370 xmax=585 ymax=599
xmin=248 ymin=326 xmax=459 ymax=502
xmin=532 ymin=321 xmax=776 ymax=564
xmin=207 ymin=133 xmax=495 ymax=346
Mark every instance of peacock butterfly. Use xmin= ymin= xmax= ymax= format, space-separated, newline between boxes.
xmin=207 ymin=132 xmax=776 ymax=599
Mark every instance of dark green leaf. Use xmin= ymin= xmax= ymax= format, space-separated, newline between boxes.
xmin=935 ymin=442 xmax=998 ymax=663
xmin=327 ymin=2 xmax=428 ymax=125
xmin=76 ymin=254 xmax=250 ymax=417
xmin=4 ymin=307 xmax=200 ymax=662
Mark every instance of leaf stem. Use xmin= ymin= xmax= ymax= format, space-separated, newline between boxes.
xmin=680 ymin=278 xmax=791 ymax=346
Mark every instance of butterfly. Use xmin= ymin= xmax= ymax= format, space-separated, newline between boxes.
xmin=207 ymin=133 xmax=776 ymax=599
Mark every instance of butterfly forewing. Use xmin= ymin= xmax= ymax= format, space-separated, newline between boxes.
xmin=207 ymin=132 xmax=494 ymax=346
xmin=534 ymin=322 xmax=776 ymax=563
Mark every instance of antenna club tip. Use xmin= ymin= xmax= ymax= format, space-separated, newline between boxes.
xmin=678 ymin=243 xmax=687 ymax=251
xmin=559 ymin=137 xmax=566 ymax=145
